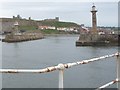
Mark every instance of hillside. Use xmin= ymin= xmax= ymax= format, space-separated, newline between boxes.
xmin=37 ymin=21 xmax=80 ymax=28
xmin=1 ymin=18 xmax=37 ymax=31
xmin=1 ymin=17 xmax=80 ymax=31
xmin=19 ymin=21 xmax=80 ymax=31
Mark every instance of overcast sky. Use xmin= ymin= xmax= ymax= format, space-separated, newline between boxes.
xmin=0 ymin=0 xmax=119 ymax=27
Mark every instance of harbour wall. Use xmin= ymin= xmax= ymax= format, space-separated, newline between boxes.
xmin=2 ymin=32 xmax=44 ymax=43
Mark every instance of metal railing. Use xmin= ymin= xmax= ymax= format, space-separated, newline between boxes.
xmin=0 ymin=52 xmax=120 ymax=89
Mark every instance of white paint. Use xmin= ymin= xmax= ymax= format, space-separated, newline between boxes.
xmin=59 ymin=70 xmax=64 ymax=89
xmin=117 ymin=54 xmax=120 ymax=81
xmin=97 ymin=80 xmax=117 ymax=89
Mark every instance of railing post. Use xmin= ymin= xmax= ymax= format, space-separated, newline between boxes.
xmin=117 ymin=53 xmax=120 ymax=81
xmin=58 ymin=64 xmax=65 ymax=89
xmin=59 ymin=69 xmax=64 ymax=89
xmin=116 ymin=53 xmax=120 ymax=89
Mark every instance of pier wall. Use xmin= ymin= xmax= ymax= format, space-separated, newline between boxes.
xmin=76 ymin=34 xmax=119 ymax=46
xmin=3 ymin=32 xmax=44 ymax=42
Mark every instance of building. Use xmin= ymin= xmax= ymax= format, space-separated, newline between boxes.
xmin=38 ymin=26 xmax=56 ymax=30
xmin=79 ymin=26 xmax=89 ymax=34
xmin=57 ymin=27 xmax=79 ymax=32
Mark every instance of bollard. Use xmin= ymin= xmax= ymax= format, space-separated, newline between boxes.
xmin=58 ymin=64 xmax=65 ymax=89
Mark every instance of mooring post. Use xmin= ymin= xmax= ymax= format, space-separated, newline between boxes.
xmin=58 ymin=64 xmax=64 ymax=89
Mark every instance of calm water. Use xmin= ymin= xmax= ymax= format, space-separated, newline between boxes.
xmin=2 ymin=35 xmax=119 ymax=88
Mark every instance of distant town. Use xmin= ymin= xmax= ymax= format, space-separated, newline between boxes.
xmin=0 ymin=4 xmax=119 ymax=44
xmin=0 ymin=14 xmax=118 ymax=35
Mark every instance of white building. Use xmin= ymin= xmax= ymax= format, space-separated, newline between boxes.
xmin=57 ymin=27 xmax=76 ymax=32
xmin=38 ymin=26 xmax=56 ymax=30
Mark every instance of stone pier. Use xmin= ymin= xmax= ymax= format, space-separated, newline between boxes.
xmin=2 ymin=32 xmax=44 ymax=43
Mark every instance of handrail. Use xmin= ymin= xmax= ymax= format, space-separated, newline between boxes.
xmin=0 ymin=53 xmax=118 ymax=73
xmin=97 ymin=79 xmax=119 ymax=89
xmin=0 ymin=52 xmax=120 ymax=89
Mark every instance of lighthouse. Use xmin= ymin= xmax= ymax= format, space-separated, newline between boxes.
xmin=91 ymin=4 xmax=97 ymax=34
xmin=14 ymin=21 xmax=19 ymax=34
xmin=76 ymin=4 xmax=118 ymax=46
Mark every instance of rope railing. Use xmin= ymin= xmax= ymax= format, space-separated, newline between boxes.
xmin=0 ymin=52 xmax=120 ymax=89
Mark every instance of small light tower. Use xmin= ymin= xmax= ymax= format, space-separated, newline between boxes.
xmin=91 ymin=3 xmax=98 ymax=34
xmin=14 ymin=21 xmax=19 ymax=34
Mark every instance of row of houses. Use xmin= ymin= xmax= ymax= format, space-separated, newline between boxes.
xmin=38 ymin=25 xmax=79 ymax=32
xmin=38 ymin=25 xmax=117 ymax=34
xmin=38 ymin=26 xmax=56 ymax=30
xmin=80 ymin=27 xmax=116 ymax=35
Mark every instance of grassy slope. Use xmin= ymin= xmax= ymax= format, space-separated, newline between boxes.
xmin=41 ymin=29 xmax=60 ymax=34
xmin=38 ymin=21 xmax=80 ymax=27
xmin=19 ymin=21 xmax=79 ymax=31
xmin=19 ymin=26 xmax=37 ymax=30
xmin=41 ymin=29 xmax=78 ymax=34
xmin=18 ymin=21 xmax=80 ymax=35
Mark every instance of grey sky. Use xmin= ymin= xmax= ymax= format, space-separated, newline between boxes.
xmin=0 ymin=1 xmax=118 ymax=27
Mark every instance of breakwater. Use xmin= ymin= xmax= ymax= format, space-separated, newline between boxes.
xmin=76 ymin=40 xmax=118 ymax=46
xmin=76 ymin=34 xmax=119 ymax=46
xmin=2 ymin=33 xmax=44 ymax=43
